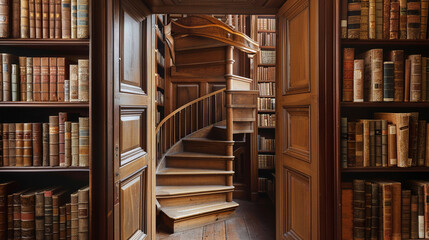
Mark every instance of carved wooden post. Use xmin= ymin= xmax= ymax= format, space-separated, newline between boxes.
xmin=226 ymin=45 xmax=234 ymax=202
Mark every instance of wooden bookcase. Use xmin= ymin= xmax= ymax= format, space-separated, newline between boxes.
xmin=155 ymin=14 xmax=166 ymax=125
xmin=335 ymin=1 xmax=429 ymax=239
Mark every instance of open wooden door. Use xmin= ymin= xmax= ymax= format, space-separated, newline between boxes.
xmin=112 ymin=0 xmax=155 ymax=239
xmin=275 ymin=0 xmax=335 ymax=239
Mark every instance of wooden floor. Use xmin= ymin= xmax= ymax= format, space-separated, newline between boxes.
xmin=156 ymin=197 xmax=276 ymax=240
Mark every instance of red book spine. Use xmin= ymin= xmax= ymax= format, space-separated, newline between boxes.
xmin=383 ymin=0 xmax=391 ymax=39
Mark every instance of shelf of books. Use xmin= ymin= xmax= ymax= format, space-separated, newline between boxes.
xmin=254 ymin=15 xmax=276 ymax=203
xmin=338 ymin=0 xmax=429 ymax=238
xmin=155 ymin=14 xmax=166 ymax=125
xmin=0 ymin=0 xmax=91 ymax=239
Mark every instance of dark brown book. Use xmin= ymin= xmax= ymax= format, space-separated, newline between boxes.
xmin=35 ymin=0 xmax=41 ymax=38
xmin=365 ymin=181 xmax=372 ymax=239
xmin=13 ymin=189 xmax=29 ymax=239
xmin=61 ymin=0 xmax=70 ymax=38
xmin=19 ymin=57 xmax=27 ymax=101
xmin=407 ymin=0 xmax=421 ymax=39
xmin=426 ymin=123 xmax=429 ymax=167
xmin=58 ymin=112 xmax=67 ymax=167
xmin=20 ymin=0 xmax=29 ymax=38
xmin=411 ymin=194 xmax=418 ymax=239
xmin=21 ymin=190 xmax=36 ymax=239
xmin=342 ymin=182 xmax=353 ymax=239
xmin=33 ymin=57 xmax=41 ymax=101
xmin=405 ymin=58 xmax=411 ymax=102
xmin=360 ymin=0 xmax=369 ymax=39
xmin=343 ymin=48 xmax=355 ymax=102
xmin=64 ymin=121 xmax=71 ymax=166
xmin=0 ymin=125 xmax=2 ymax=166
xmin=52 ymin=191 xmax=67 ymax=239
xmin=42 ymin=123 xmax=49 ymax=166
xmin=59 ymin=206 xmax=66 ymax=240
xmin=348 ymin=0 xmax=362 ymax=39
xmin=29 ymin=0 xmax=35 ymax=38
xmin=422 ymin=0 xmax=429 ymax=39
xmin=12 ymin=0 xmax=20 ymax=39
xmin=389 ymin=50 xmax=405 ymax=102
xmin=48 ymin=0 xmax=54 ymax=38
xmin=23 ymin=123 xmax=32 ymax=166
xmin=32 ymin=123 xmax=42 ymax=166
xmin=390 ymin=181 xmax=401 ymax=240
xmin=356 ymin=122 xmax=363 ymax=167
xmin=8 ymin=123 xmax=16 ymax=167
xmin=341 ymin=0 xmax=348 ymax=38
xmin=65 ymin=203 xmax=70 ymax=240
xmin=381 ymin=120 xmax=388 ymax=167
xmin=41 ymin=57 xmax=49 ymax=101
xmin=409 ymin=54 xmax=422 ymax=102
xmin=408 ymin=180 xmax=426 ymax=238
xmin=383 ymin=0 xmax=390 ymax=39
xmin=26 ymin=57 xmax=33 ymax=101
xmin=375 ymin=120 xmax=382 ymax=167
xmin=0 ymin=0 xmax=10 ymax=38
xmin=77 ymin=186 xmax=88 ymax=240
xmin=44 ymin=188 xmax=54 ymax=240
xmin=54 ymin=0 xmax=60 ymax=38
xmin=409 ymin=112 xmax=419 ymax=166
xmin=399 ymin=0 xmax=407 ymax=39
xmin=371 ymin=182 xmax=379 ymax=240
xmin=42 ymin=0 xmax=48 ymax=38
xmin=70 ymin=192 xmax=77 ymax=240
xmin=347 ymin=122 xmax=356 ymax=167
xmin=15 ymin=123 xmax=23 ymax=167
xmin=35 ymin=191 xmax=44 ymax=240
xmin=49 ymin=115 xmax=59 ymax=166
xmin=49 ymin=57 xmax=57 ymax=101
xmin=378 ymin=182 xmax=393 ymax=240
xmin=2 ymin=53 xmax=12 ymax=102
xmin=402 ymin=190 xmax=411 ymax=239
xmin=389 ymin=1 xmax=399 ymax=39
xmin=0 ymin=182 xmax=15 ymax=239
xmin=418 ymin=120 xmax=427 ymax=166
xmin=353 ymin=179 xmax=365 ymax=240
xmin=57 ymin=57 xmax=65 ymax=101
xmin=2 ymin=123 xmax=8 ymax=166
xmin=7 ymin=194 xmax=13 ymax=239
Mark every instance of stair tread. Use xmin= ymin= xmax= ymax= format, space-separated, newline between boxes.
xmin=158 ymin=168 xmax=234 ymax=175
xmin=156 ymin=185 xmax=234 ymax=197
xmin=167 ymin=152 xmax=234 ymax=159
xmin=183 ymin=137 xmax=233 ymax=143
xmin=161 ymin=201 xmax=239 ymax=220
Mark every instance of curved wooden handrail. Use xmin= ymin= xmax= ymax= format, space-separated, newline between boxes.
xmin=155 ymin=88 xmax=226 ymax=133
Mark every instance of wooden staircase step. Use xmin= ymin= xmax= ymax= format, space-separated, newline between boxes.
xmin=182 ymin=137 xmax=233 ymax=155
xmin=166 ymin=151 xmax=234 ymax=160
xmin=156 ymin=185 xmax=234 ymax=198
xmin=213 ymin=125 xmax=254 ymax=134
xmin=157 ymin=168 xmax=233 ymax=186
xmin=166 ymin=152 xmax=233 ymax=170
xmin=157 ymin=168 xmax=234 ymax=175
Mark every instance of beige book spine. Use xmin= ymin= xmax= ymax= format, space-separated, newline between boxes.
xmin=353 ymin=59 xmax=364 ymax=102
xmin=388 ymin=124 xmax=397 ymax=167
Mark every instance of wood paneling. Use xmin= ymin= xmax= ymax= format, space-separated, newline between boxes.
xmin=283 ymin=107 xmax=310 ymax=162
xmin=174 ymin=84 xmax=200 ymax=108
xmin=120 ymin=108 xmax=147 ymax=166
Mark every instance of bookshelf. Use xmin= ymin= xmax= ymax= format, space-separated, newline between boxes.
xmin=155 ymin=14 xmax=166 ymax=125
xmin=336 ymin=0 xmax=429 ymax=238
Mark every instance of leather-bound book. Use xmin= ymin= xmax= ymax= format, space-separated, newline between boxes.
xmin=33 ymin=57 xmax=41 ymax=101
xmin=13 ymin=189 xmax=29 ymax=239
xmin=35 ymin=0 xmax=41 ymax=38
xmin=408 ymin=180 xmax=426 ymax=238
xmin=390 ymin=181 xmax=401 ymax=240
xmin=29 ymin=0 xmax=35 ymax=38
xmin=421 ymin=0 xmax=428 ymax=39
xmin=353 ymin=59 xmax=364 ymax=102
xmin=42 ymin=123 xmax=49 ymax=166
xmin=426 ymin=122 xmax=429 ymax=167
xmin=21 ymin=190 xmax=36 ymax=239
xmin=49 ymin=115 xmax=59 ymax=166
xmin=409 ymin=54 xmax=422 ymax=102
xmin=383 ymin=0 xmax=390 ymax=39
xmin=343 ymin=48 xmax=354 ymax=102
xmin=77 ymin=59 xmax=88 ymax=102
xmin=423 ymin=57 xmax=427 ymax=101
xmin=70 ymin=0 xmax=76 ymax=38
xmin=57 ymin=57 xmax=65 ymax=101
xmin=353 ymin=179 xmax=366 ymax=240
xmin=341 ymin=117 xmax=348 ymax=168
xmin=363 ymin=49 xmax=383 ymax=102
xmin=0 ymin=54 xmax=2 ymax=102
xmin=426 ymin=56 xmax=429 ymax=100
xmin=12 ymin=0 xmax=20 ymax=38
xmin=369 ymin=120 xmax=376 ymax=166
xmin=52 ymin=190 xmax=67 ymax=239
xmin=23 ymin=123 xmax=32 ymax=166
xmin=389 ymin=50 xmax=404 ymax=102
xmin=19 ymin=57 xmax=27 ymax=101
xmin=381 ymin=120 xmax=388 ymax=167
xmin=78 ymin=117 xmax=88 ymax=167
xmin=417 ymin=120 xmax=427 ymax=166
xmin=365 ymin=181 xmax=372 ymax=238
xmin=383 ymin=61 xmax=394 ymax=102
xmin=58 ymin=112 xmax=67 ymax=166
xmin=77 ymin=186 xmax=88 ymax=240
xmin=2 ymin=123 xmax=8 ymax=166
xmin=342 ymin=0 xmax=348 ymax=38
xmin=69 ymin=64 xmax=78 ymax=101
xmin=64 ymin=80 xmax=69 ymax=102
xmin=15 ymin=123 xmax=23 ymax=166
xmin=347 ymin=0 xmax=361 ymax=39
xmin=409 ymin=112 xmax=419 ymax=166
xmin=41 ymin=57 xmax=49 ymax=101
xmin=49 ymin=0 xmax=54 ymax=38
xmin=375 ymin=0 xmax=383 ymax=38
xmin=61 ymin=0 xmax=71 ymax=38
xmin=369 ymin=0 xmax=376 ymax=38
xmin=8 ymin=123 xmax=16 ymax=167
xmin=0 ymin=125 xmax=2 ymax=166
xmin=402 ymin=190 xmax=411 ymax=239
xmin=375 ymin=120 xmax=382 ymax=167
xmin=388 ymin=124 xmax=397 ymax=167
xmin=405 ymin=58 xmax=411 ymax=102
xmin=411 ymin=194 xmax=418 ymax=238
xmin=66 ymin=203 xmax=71 ymax=239
xmin=59 ymin=206 xmax=66 ymax=240
xmin=399 ymin=0 xmax=407 ymax=38
xmin=26 ymin=57 xmax=33 ymax=101
xmin=360 ymin=0 xmax=369 ymax=39
xmin=370 ymin=182 xmax=379 ymax=239
xmin=378 ymin=182 xmax=393 ymax=240
xmin=44 ymin=188 xmax=54 ymax=240
xmin=0 ymin=0 xmax=10 ymax=38
xmin=42 ymin=0 xmax=48 ymax=38
xmin=70 ymin=192 xmax=78 ymax=239
xmin=71 ymin=122 xmax=78 ymax=166
xmin=54 ymin=0 xmax=61 ymax=38
xmin=347 ymin=122 xmax=356 ymax=167
xmin=12 ymin=64 xmax=18 ymax=101
xmin=389 ymin=1 xmax=399 ymax=39
xmin=0 ymin=182 xmax=15 ymax=239
xmin=356 ymin=122 xmax=364 ymax=167
xmin=32 ymin=123 xmax=42 ymax=166
xmin=76 ymin=0 xmax=88 ymax=38
xmin=407 ymin=0 xmax=421 ymax=39
xmin=64 ymin=121 xmax=71 ymax=166
xmin=342 ymin=182 xmax=353 ymax=239
xmin=2 ymin=53 xmax=11 ymax=102
xmin=21 ymin=0 xmax=29 ymax=38
xmin=35 ymin=191 xmax=44 ymax=240
xmin=49 ymin=57 xmax=57 ymax=101
xmin=7 ymin=194 xmax=12 ymax=239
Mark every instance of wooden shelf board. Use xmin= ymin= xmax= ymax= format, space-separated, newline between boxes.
xmin=0 ymin=166 xmax=90 ymax=173
xmin=258 ymin=80 xmax=276 ymax=83
xmin=260 ymin=46 xmax=276 ymax=50
xmin=258 ymin=95 xmax=275 ymax=98
xmin=258 ymin=110 xmax=275 ymax=113
xmin=0 ymin=102 xmax=90 ymax=108
xmin=0 ymin=39 xmax=90 ymax=46
xmin=341 ymin=39 xmax=429 ymax=46
xmin=341 ymin=167 xmax=429 ymax=173
xmin=258 ymin=30 xmax=276 ymax=33
xmin=341 ymin=102 xmax=429 ymax=108
xmin=258 ymin=126 xmax=275 ymax=129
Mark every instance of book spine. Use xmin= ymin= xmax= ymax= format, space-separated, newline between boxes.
xmin=347 ymin=0 xmax=361 ymax=39
xmin=409 ymin=54 xmax=422 ymax=102
xmin=59 ymin=206 xmax=66 ymax=240
xmin=2 ymin=53 xmax=11 ymax=102
xmin=61 ymin=0 xmax=70 ymax=38
xmin=58 ymin=112 xmax=67 ymax=166
xmin=49 ymin=57 xmax=57 ymax=101
xmin=42 ymin=0 xmax=48 ymax=38
xmin=41 ymin=57 xmax=49 ymax=101
xmin=57 ymin=57 xmax=65 ymax=101
xmin=369 ymin=120 xmax=376 ymax=166
xmin=12 ymin=64 xmax=18 ymax=102
xmin=370 ymin=49 xmax=383 ymax=102
xmin=15 ymin=123 xmax=23 ymax=166
xmin=341 ymin=117 xmax=348 ymax=168
xmin=383 ymin=61 xmax=395 ymax=101
xmin=375 ymin=120 xmax=382 ymax=166
xmin=342 ymin=0 xmax=348 ymax=39
xmin=70 ymin=0 xmax=76 ymax=38
xmin=0 ymin=0 xmax=9 ymax=38
xmin=70 ymin=192 xmax=77 ymax=240
xmin=388 ymin=124 xmax=397 ymax=166
xmin=418 ymin=187 xmax=425 ymax=238
xmin=49 ymin=0 xmax=54 ymax=38
xmin=382 ymin=183 xmax=393 ymax=239
xmin=381 ymin=120 xmax=388 ymax=167
xmin=347 ymin=122 xmax=356 ymax=167
xmin=362 ymin=120 xmax=370 ymax=167
xmin=391 ymin=182 xmax=402 ymax=240
xmin=69 ymin=64 xmax=78 ymax=101
xmin=343 ymin=48 xmax=355 ymax=102
xmin=13 ymin=193 xmax=21 ymax=239
xmin=35 ymin=192 xmax=44 ymax=240
xmin=423 ymin=57 xmax=428 ymax=101
xmin=21 ymin=0 xmax=29 ymax=38
xmin=397 ymin=114 xmax=410 ymax=167
xmin=23 ymin=123 xmax=32 ymax=166
xmin=42 ymin=123 xmax=49 ymax=166
xmin=52 ymin=195 xmax=59 ymax=239
xmin=383 ymin=0 xmax=390 ymax=39
xmin=64 ymin=80 xmax=69 ymax=102
xmin=33 ymin=57 xmax=41 ymax=101
xmin=77 ymin=59 xmax=88 ymax=102
xmin=353 ymin=59 xmax=364 ymax=102
xmin=71 ymin=122 xmax=78 ymax=166
xmin=6 ymin=195 xmax=12 ymax=239
xmin=19 ymin=57 xmax=27 ymax=101
xmin=369 ymin=0 xmax=376 ymax=38
xmin=421 ymin=0 xmax=429 ymax=39
xmin=389 ymin=1 xmax=399 ymax=39
xmin=399 ymin=0 xmax=407 ymax=38
xmin=35 ymin=0 xmax=41 ymax=38
xmin=360 ymin=0 xmax=369 ymax=39
xmin=54 ymin=0 xmax=61 ymax=38
xmin=21 ymin=193 xmax=35 ymax=239
xmin=26 ymin=57 xmax=33 ymax=101
xmin=8 ymin=124 xmax=15 ymax=167
xmin=418 ymin=120 xmax=427 ymax=166
xmin=2 ymin=124 xmax=8 ymax=166
xmin=405 ymin=58 xmax=411 ymax=101
xmin=12 ymin=0 xmax=20 ymax=38
xmin=65 ymin=203 xmax=71 ymax=240
xmin=76 ymin=0 xmax=87 ymax=38
xmin=49 ymin=115 xmax=59 ymax=166
xmin=401 ymin=190 xmax=411 ymax=239
xmin=365 ymin=181 xmax=372 ymax=239
xmin=77 ymin=187 xmax=88 ymax=240
xmin=426 ymin=123 xmax=429 ymax=167
xmin=407 ymin=0 xmax=421 ymax=39
xmin=353 ymin=179 xmax=366 ymax=240
xmin=411 ymin=194 xmax=419 ymax=238
xmin=64 ymin=121 xmax=71 ymax=166
xmin=44 ymin=190 xmax=53 ymax=240
xmin=389 ymin=50 xmax=405 ymax=101
xmin=0 ymin=125 xmax=2 ymax=167
xmin=371 ymin=183 xmax=379 ymax=239
xmin=375 ymin=0 xmax=383 ymax=38
xmin=78 ymin=117 xmax=88 ymax=167
xmin=356 ymin=122 xmax=364 ymax=167
xmin=29 ymin=0 xmax=35 ymax=38
xmin=426 ymin=56 xmax=429 ymax=101
xmin=32 ymin=123 xmax=42 ymax=166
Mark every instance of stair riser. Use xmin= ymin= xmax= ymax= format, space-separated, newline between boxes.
xmin=233 ymin=122 xmax=254 ymax=132
xmin=172 ymin=64 xmax=226 ymax=78
xmin=175 ymin=47 xmax=226 ymax=65
xmin=231 ymin=93 xmax=257 ymax=106
xmin=157 ymin=175 xmax=229 ymax=186
xmin=158 ymin=192 xmax=228 ymax=208
xmin=166 ymin=158 xmax=229 ymax=170
xmin=230 ymin=79 xmax=251 ymax=90
xmin=232 ymin=108 xmax=255 ymax=120
xmin=183 ymin=141 xmax=232 ymax=155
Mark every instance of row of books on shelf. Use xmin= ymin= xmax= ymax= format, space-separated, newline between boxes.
xmin=341 ymin=112 xmax=428 ymax=168
xmin=258 ymin=113 xmax=275 ymax=127
xmin=0 ymin=182 xmax=89 ymax=240
xmin=342 ymin=0 xmax=428 ymax=40
xmin=257 ymin=17 xmax=276 ymax=31
xmin=342 ymin=179 xmax=429 ymax=239
xmin=156 ymin=90 xmax=164 ymax=105
xmin=0 ymin=113 xmax=89 ymax=167
xmin=260 ymin=50 xmax=276 ymax=65
xmin=257 ymin=32 xmax=276 ymax=47
xmin=156 ymin=111 xmax=162 ymax=125
xmin=0 ymin=0 xmax=89 ymax=39
xmin=257 ymin=135 xmax=275 ymax=152
xmin=258 ymin=82 xmax=275 ymax=96
xmin=258 ymin=154 xmax=274 ymax=169
xmin=155 ymin=50 xmax=165 ymax=68
xmin=155 ymin=74 xmax=164 ymax=90
xmin=343 ymin=48 xmax=429 ymax=102
xmin=0 ymin=55 xmax=89 ymax=102
xmin=257 ymin=97 xmax=275 ymax=110
xmin=258 ymin=177 xmax=274 ymax=193
xmin=257 ymin=66 xmax=275 ymax=81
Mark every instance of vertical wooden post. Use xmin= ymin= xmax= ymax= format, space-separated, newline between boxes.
xmin=226 ymin=45 xmax=234 ymax=202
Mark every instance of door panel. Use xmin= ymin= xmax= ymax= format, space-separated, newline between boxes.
xmin=113 ymin=0 xmax=154 ymax=239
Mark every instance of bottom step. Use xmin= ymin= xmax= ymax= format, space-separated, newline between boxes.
xmin=160 ymin=201 xmax=239 ymax=233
